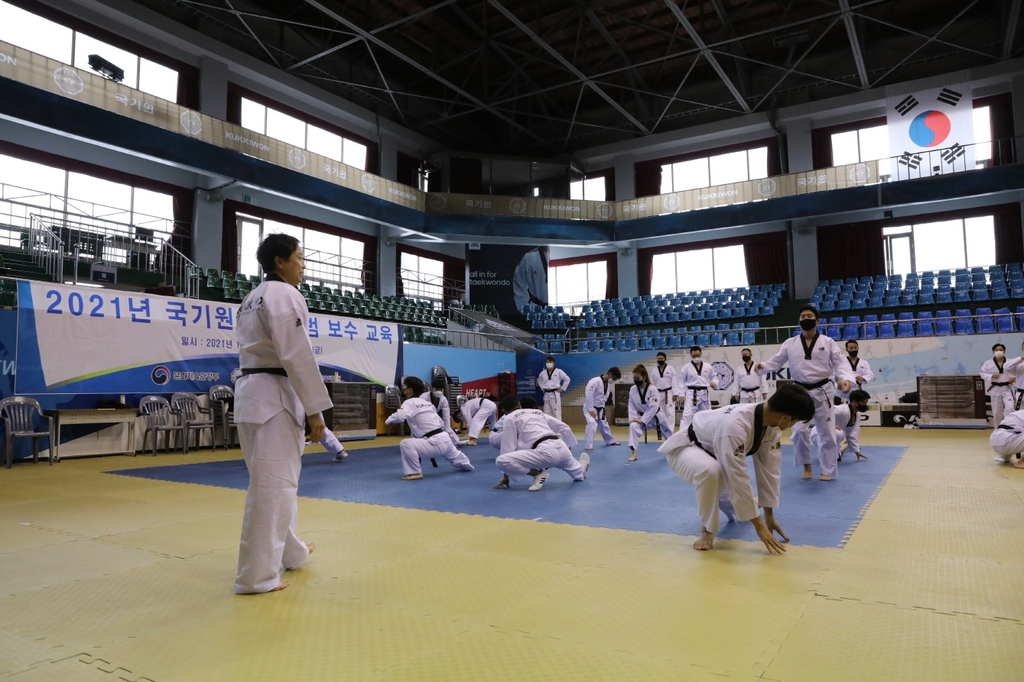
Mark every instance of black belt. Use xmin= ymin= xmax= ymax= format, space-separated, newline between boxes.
xmin=241 ymin=367 xmax=287 ymax=377
xmin=997 ymin=424 xmax=1020 ymax=433
xmin=991 ymin=381 xmax=1010 ymax=386
xmin=543 ymin=388 xmax=559 ymax=393
xmin=740 ymin=387 xmax=759 ymax=392
xmin=688 ymin=424 xmax=716 ymax=459
xmin=532 ymin=434 xmax=559 ymax=449
xmin=687 ymin=385 xmax=708 ymax=391
xmin=422 ymin=428 xmax=444 ymax=439
xmin=797 ymin=378 xmax=830 ymax=390
xmin=592 ymin=406 xmax=606 ymax=419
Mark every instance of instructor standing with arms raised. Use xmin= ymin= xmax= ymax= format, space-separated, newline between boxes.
xmin=234 ymin=233 xmax=333 ymax=594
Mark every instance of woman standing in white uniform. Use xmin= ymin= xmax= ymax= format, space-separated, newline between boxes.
xmin=626 ymin=364 xmax=674 ymax=462
xmin=234 ymin=234 xmax=333 ymax=595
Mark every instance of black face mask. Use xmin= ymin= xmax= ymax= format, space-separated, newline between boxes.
xmin=657 ymin=359 xmax=666 ymax=365
xmin=633 ymin=378 xmax=644 ymax=386
xmin=856 ymin=403 xmax=869 ymax=413
xmin=742 ymin=355 xmax=751 ymax=362
xmin=848 ymin=350 xmax=858 ymax=358
xmin=799 ymin=318 xmax=817 ymax=331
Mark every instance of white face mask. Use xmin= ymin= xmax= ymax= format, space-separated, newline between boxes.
xmin=545 ymin=363 xmax=554 ymax=369
xmin=995 ymin=350 xmax=1005 ymax=358
xmin=433 ymin=390 xmax=444 ymax=397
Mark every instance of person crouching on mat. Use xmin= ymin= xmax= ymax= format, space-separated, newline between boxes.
xmin=489 ymin=396 xmax=538 ymax=449
xmin=990 ymin=408 xmax=1024 ymax=468
xmin=385 ymin=376 xmax=474 ymax=480
xmin=658 ymin=383 xmax=815 ymax=554
xmin=462 ymin=395 xmax=499 ymax=445
xmin=627 ymin=364 xmax=674 ymax=463
xmin=813 ymin=389 xmax=870 ymax=462
xmin=493 ymin=395 xmax=590 ymax=492
xmin=423 ymin=377 xmax=466 ymax=447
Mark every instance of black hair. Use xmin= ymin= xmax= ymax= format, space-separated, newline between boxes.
xmin=767 ymin=384 xmax=816 ymax=422
xmin=741 ymin=348 xmax=752 ymax=354
xmin=690 ymin=346 xmax=702 ymax=354
xmin=849 ymin=389 xmax=870 ymax=403
xmin=520 ymin=396 xmax=537 ymax=409
xmin=544 ymin=356 xmax=555 ymax=363
xmin=632 ymin=364 xmax=649 ymax=384
xmin=402 ymin=376 xmax=426 ymax=396
xmin=993 ymin=343 xmax=1005 ymax=352
xmin=256 ymin=233 xmax=300 ymax=275
xmin=846 ymin=339 xmax=859 ymax=348
xmin=499 ymin=395 xmax=521 ymax=414
xmin=606 ymin=367 xmax=622 ymax=380
xmin=430 ymin=377 xmax=447 ymax=391
xmin=798 ymin=304 xmax=820 ymax=320
xmin=656 ymin=351 xmax=667 ymax=358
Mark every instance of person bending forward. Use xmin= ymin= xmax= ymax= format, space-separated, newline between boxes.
xmin=386 ymin=376 xmax=474 ymax=480
xmin=493 ymin=396 xmax=590 ymax=491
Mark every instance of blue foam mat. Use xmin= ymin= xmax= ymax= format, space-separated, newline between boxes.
xmin=108 ymin=442 xmax=905 ymax=548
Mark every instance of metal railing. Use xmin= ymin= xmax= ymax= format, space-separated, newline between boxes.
xmin=26 ymin=215 xmax=64 ymax=281
xmin=301 ymin=248 xmax=375 ymax=295
xmin=402 ymin=321 xmax=520 ymax=352
xmin=399 ymin=267 xmax=465 ymax=311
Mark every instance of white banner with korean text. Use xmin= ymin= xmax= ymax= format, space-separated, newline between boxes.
xmin=14 ymin=281 xmax=401 ymax=396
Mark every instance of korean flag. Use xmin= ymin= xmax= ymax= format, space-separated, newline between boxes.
xmin=886 ymin=82 xmax=974 ymax=181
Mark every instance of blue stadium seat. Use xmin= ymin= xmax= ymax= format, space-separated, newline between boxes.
xmin=917 ymin=312 xmax=934 ymax=336
xmin=681 ymin=334 xmax=695 ymax=347
xmin=639 ymin=336 xmax=654 ymax=350
xmin=972 ymin=288 xmax=990 ymax=302
xmin=897 ymin=312 xmax=914 ymax=337
xmin=709 ymin=333 xmax=723 ymax=347
xmin=937 ymin=291 xmax=953 ymax=304
xmin=994 ymin=307 xmax=1015 ymax=333
xmin=601 ymin=339 xmax=615 ymax=352
xmin=955 ymin=308 xmax=974 ymax=334
xmin=917 ymin=292 xmax=934 ymax=305
xmin=863 ymin=314 xmax=878 ymax=339
xmin=697 ymin=334 xmax=710 ymax=347
xmin=879 ymin=321 xmax=895 ymax=338
xmin=667 ymin=336 xmax=682 ymax=349
xmin=652 ymin=335 xmax=667 ymax=349
xmin=935 ymin=310 xmax=953 ymax=336
xmin=725 ymin=332 xmax=740 ymax=346
xmin=976 ymin=307 xmax=995 ymax=334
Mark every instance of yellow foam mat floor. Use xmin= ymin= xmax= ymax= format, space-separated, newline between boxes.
xmin=1 ymin=429 xmax=1022 ymax=681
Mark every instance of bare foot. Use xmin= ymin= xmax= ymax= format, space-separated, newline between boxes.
xmin=627 ymin=450 xmax=638 ymax=462
xmin=307 ymin=543 xmax=315 ymax=556
xmin=802 ymin=468 xmax=813 ymax=480
xmin=585 ymin=444 xmax=594 ymax=451
xmin=467 ymin=438 xmax=477 ymax=446
xmin=401 ymin=473 xmax=424 ymax=480
xmin=608 ymin=441 xmax=620 ymax=446
xmin=693 ymin=529 xmax=715 ymax=551
xmin=820 ymin=474 xmax=833 ymax=482
xmin=1014 ymin=459 xmax=1024 ymax=469
xmin=268 ymin=580 xmax=289 ymax=592
xmin=855 ymin=452 xmax=868 ymax=460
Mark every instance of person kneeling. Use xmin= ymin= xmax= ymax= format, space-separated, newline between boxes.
xmin=385 ymin=376 xmax=474 ymax=480
xmin=990 ymin=408 xmax=1024 ymax=469
xmin=493 ymin=396 xmax=590 ymax=491
xmin=658 ymin=384 xmax=816 ymax=554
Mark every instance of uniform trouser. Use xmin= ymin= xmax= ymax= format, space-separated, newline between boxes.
xmin=737 ymin=389 xmax=760 ymax=404
xmin=542 ymin=391 xmax=562 ymax=421
xmin=467 ymin=410 xmax=494 ymax=440
xmin=629 ymin=412 xmax=675 ymax=449
xmin=584 ymin=409 xmax=615 ymax=447
xmin=399 ymin=434 xmax=474 ymax=475
xmin=990 ymin=387 xmax=1015 ymax=428
xmin=443 ymin=423 xmax=461 ymax=447
xmin=812 ymin=422 xmax=861 ymax=455
xmin=319 ymin=430 xmax=344 ymax=455
xmin=1016 ymin=389 xmax=1024 ymax=411
xmin=496 ymin=439 xmax=584 ymax=482
xmin=791 ymin=383 xmax=839 ymax=478
xmin=236 ymin=410 xmax=309 ymax=594
xmin=990 ymin=427 xmax=1024 ymax=461
xmin=680 ymin=389 xmax=711 ymax=431
xmin=656 ymin=390 xmax=676 ymax=433
xmin=663 ymin=444 xmax=725 ymax=534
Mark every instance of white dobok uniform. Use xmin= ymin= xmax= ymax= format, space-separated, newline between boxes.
xmin=1004 ymin=357 xmax=1024 ymax=410
xmin=628 ymin=383 xmax=674 ymax=450
xmin=537 ymin=368 xmax=570 ymax=420
xmin=233 ymin=279 xmax=334 ymax=594
xmin=990 ymin=409 xmax=1024 ymax=462
xmin=838 ymin=357 xmax=874 ymax=401
xmin=385 ymin=397 xmax=473 ymax=476
xmin=461 ymin=397 xmax=498 ymax=439
xmin=732 ymin=362 xmax=767 ymax=404
xmin=512 ymin=248 xmax=548 ymax=313
xmin=583 ymin=375 xmax=616 ymax=447
xmin=759 ymin=332 xmax=856 ymax=479
xmin=651 ymin=363 xmax=679 ymax=431
xmin=678 ymin=361 xmax=718 ymax=431
xmin=812 ymin=403 xmax=862 ymax=458
xmin=489 ymin=416 xmax=505 ymax=449
xmin=980 ymin=357 xmax=1016 ymax=428
xmin=659 ymin=403 xmax=783 ymax=535
xmin=496 ymin=409 xmax=584 ymax=484
xmin=421 ymin=391 xmax=461 ymax=446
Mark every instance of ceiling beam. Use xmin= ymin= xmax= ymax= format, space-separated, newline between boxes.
xmin=486 ymin=0 xmax=650 ymax=133
xmin=662 ymin=0 xmax=751 ymax=113
xmin=221 ymin=0 xmax=280 ymax=67
xmin=583 ymin=7 xmax=650 ymax=120
xmin=838 ymin=0 xmax=870 ymax=88
xmin=300 ymin=0 xmax=551 ymax=147
xmin=1005 ymin=0 xmax=1023 ymax=58
xmin=286 ymin=0 xmax=461 ymax=71
xmin=708 ymin=0 xmax=751 ymax=96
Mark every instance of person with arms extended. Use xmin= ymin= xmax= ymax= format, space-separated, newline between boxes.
xmin=981 ymin=343 xmax=1015 ymax=428
xmin=386 ymin=376 xmax=475 ymax=480
xmin=233 ymin=233 xmax=333 ymax=594
xmin=659 ymin=384 xmax=816 ymax=553
xmin=755 ymin=306 xmax=855 ymax=482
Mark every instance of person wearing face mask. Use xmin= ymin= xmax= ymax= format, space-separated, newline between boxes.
xmin=626 ymin=364 xmax=675 ymax=462
xmin=837 ymin=340 xmax=874 ymax=401
xmin=732 ymin=348 xmax=767 ymax=404
xmin=583 ymin=367 xmax=622 ymax=450
xmin=385 ymin=376 xmax=475 ymax=480
xmin=658 ymin=383 xmax=816 ymax=554
xmin=677 ymin=346 xmax=718 ymax=432
xmin=536 ymin=356 xmax=570 ymax=421
xmin=421 ymin=377 xmax=465 ymax=447
xmin=1003 ymin=342 xmax=1024 ymax=411
xmin=813 ymin=389 xmax=870 ymax=462
xmin=755 ymin=305 xmax=855 ymax=482
xmin=980 ymin=343 xmax=1016 ymax=428
xmin=651 ymin=352 xmax=679 ymax=433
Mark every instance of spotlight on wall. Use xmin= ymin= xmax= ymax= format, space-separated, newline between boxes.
xmin=88 ymin=54 xmax=124 ymax=82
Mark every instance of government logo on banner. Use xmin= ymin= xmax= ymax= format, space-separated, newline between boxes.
xmin=886 ymin=82 xmax=974 ymax=181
